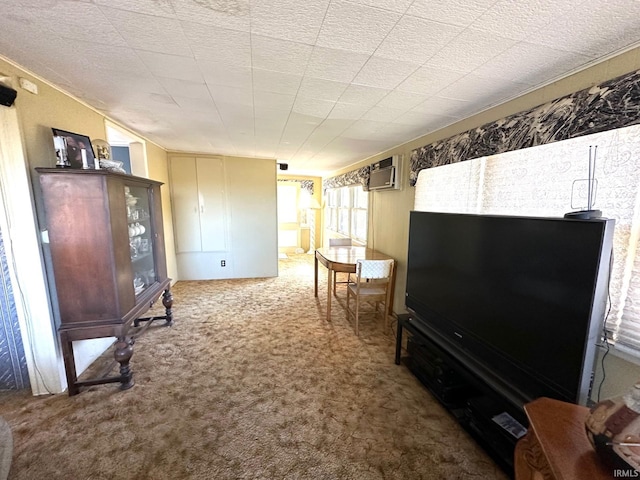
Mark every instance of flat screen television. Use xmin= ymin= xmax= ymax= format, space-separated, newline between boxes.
xmin=405 ymin=211 xmax=615 ymax=407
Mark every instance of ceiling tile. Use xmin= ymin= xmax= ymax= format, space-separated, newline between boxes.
xmin=374 ymin=15 xmax=463 ymax=63
xmin=427 ymin=28 xmax=518 ymax=73
xmin=292 ymin=97 xmax=336 ymax=118
xmin=172 ymin=0 xmax=250 ymax=32
xmin=184 ymin=22 xmax=252 ymax=67
xmin=137 ymin=51 xmax=204 ymax=82
xmin=376 ymin=90 xmax=430 ymax=110
xmin=95 ymin=0 xmax=175 ymax=17
xmin=297 ymin=77 xmax=349 ymax=102
xmin=471 ymin=0 xmax=586 ymax=41
xmin=472 ymin=42 xmax=593 ymax=85
xmin=253 ymin=69 xmax=303 ymax=95
xmin=216 ymin=102 xmax=254 ymax=124
xmin=412 ymin=96 xmax=475 ymax=118
xmin=396 ymin=65 xmax=465 ymax=95
xmin=337 ymin=84 xmax=391 ymax=107
xmin=255 ymin=116 xmax=288 ymax=134
xmin=407 ymin=0 xmax=495 ymax=27
xmin=353 ymin=56 xmax=421 ymax=89
xmin=436 ymin=74 xmax=531 ymax=106
xmin=173 ymin=96 xmax=221 ymax=115
xmin=327 ymin=102 xmax=370 ymax=121
xmin=253 ymin=106 xmax=290 ymax=125
xmin=252 ymin=35 xmax=313 ymax=75
xmin=346 ymin=0 xmax=414 ymax=14
xmin=100 ymin=6 xmax=191 ymax=56
xmin=201 ymin=64 xmax=253 ymax=90
xmin=305 ymin=47 xmax=370 ymax=83
xmin=315 ymin=0 xmax=401 ymax=55
xmin=360 ymin=105 xmax=406 ymax=122
xmin=282 ymin=113 xmax=322 ymax=138
xmin=6 ymin=2 xmax=127 ymax=46
xmin=391 ymin=112 xmax=458 ymax=136
xmin=341 ymin=119 xmax=388 ymax=140
xmin=316 ymin=118 xmax=356 ymax=135
xmin=209 ymin=85 xmax=254 ymax=107
xmin=253 ymin=90 xmax=296 ymax=112
xmin=157 ymin=78 xmax=211 ymax=100
xmin=533 ymin=1 xmax=640 ymax=57
xmin=250 ymin=0 xmax=330 ymax=44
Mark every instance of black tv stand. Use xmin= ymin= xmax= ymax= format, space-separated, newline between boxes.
xmin=396 ymin=314 xmax=528 ymax=477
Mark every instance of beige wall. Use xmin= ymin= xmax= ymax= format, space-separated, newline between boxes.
xmin=146 ymin=142 xmax=177 ymax=283
xmin=226 ymin=157 xmax=278 ymax=277
xmin=327 ymin=46 xmax=640 ymax=399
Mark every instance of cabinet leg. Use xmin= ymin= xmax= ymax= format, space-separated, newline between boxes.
xmin=162 ymin=287 xmax=174 ymax=326
xmin=114 ymin=337 xmax=135 ymax=391
xmin=60 ymin=332 xmax=80 ymax=396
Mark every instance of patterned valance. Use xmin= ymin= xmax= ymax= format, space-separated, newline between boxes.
xmin=410 ymin=69 xmax=640 ymax=186
xmin=323 ymin=166 xmax=370 ymax=191
xmin=277 ymin=179 xmax=314 ymax=195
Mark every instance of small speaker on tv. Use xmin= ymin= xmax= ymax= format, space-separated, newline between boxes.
xmin=0 ymin=83 xmax=17 ymax=107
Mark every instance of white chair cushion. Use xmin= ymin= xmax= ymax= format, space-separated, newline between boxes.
xmin=357 ymin=259 xmax=392 ymax=279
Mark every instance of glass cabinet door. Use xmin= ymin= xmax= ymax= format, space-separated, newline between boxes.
xmin=125 ymin=184 xmax=156 ymax=296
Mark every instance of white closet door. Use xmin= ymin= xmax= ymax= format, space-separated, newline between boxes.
xmin=196 ymin=157 xmax=227 ymax=252
xmin=170 ymin=157 xmax=202 ymax=253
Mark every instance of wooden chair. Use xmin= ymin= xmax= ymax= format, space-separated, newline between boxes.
xmin=346 ymin=259 xmax=395 ymax=336
xmin=329 ymin=238 xmax=353 ymax=295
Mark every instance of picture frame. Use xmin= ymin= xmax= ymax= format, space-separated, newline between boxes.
xmin=51 ymin=128 xmax=96 ymax=169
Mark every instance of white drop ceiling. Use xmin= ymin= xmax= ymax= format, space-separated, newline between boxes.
xmin=1 ymin=0 xmax=640 ymax=174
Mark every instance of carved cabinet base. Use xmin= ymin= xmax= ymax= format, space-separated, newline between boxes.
xmin=60 ymin=283 xmax=174 ymax=396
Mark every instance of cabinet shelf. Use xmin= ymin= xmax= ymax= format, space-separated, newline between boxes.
xmin=128 ymin=214 xmax=150 ymax=224
xmin=131 ymin=252 xmax=153 ymax=263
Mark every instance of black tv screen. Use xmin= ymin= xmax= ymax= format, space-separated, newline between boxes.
xmin=405 ymin=211 xmax=614 ymax=405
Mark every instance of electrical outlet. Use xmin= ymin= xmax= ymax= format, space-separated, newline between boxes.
xmin=221 ymin=260 xmax=226 ymax=267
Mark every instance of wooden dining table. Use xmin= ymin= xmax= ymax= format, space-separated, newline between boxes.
xmin=314 ymin=246 xmax=396 ymax=322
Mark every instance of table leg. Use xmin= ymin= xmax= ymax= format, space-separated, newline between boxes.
xmin=326 ymin=266 xmax=333 ymax=322
xmin=314 ymin=253 xmax=318 ymax=297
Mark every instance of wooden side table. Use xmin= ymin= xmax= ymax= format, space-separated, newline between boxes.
xmin=515 ymin=397 xmax=613 ymax=480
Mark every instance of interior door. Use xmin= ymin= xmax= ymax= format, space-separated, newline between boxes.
xmin=170 ymin=157 xmax=201 ymax=253
xmin=196 ymin=157 xmax=227 ymax=252
xmin=277 ymin=182 xmax=301 ymax=254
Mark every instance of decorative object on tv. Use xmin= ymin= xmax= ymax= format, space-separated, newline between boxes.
xmin=51 ymin=128 xmax=96 ymax=169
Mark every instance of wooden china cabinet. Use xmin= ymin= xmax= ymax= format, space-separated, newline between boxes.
xmin=36 ymin=168 xmax=173 ymax=396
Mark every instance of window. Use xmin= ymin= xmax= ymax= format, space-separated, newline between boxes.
xmin=325 ymin=185 xmax=368 ymax=243
xmin=413 ymin=123 xmax=640 ymax=360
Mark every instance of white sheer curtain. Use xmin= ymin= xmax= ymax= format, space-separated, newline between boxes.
xmin=414 ymin=123 xmax=640 ymax=357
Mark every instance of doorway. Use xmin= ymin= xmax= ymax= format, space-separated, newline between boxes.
xmin=277 ymin=182 xmax=302 ymax=255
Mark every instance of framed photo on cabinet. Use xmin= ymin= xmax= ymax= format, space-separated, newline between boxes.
xmin=51 ymin=128 xmax=96 ymax=169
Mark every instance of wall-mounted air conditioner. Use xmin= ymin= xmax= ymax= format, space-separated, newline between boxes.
xmin=368 ymin=155 xmax=401 ymax=191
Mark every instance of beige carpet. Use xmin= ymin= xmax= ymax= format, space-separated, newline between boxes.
xmin=0 ymin=254 xmax=507 ymax=480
